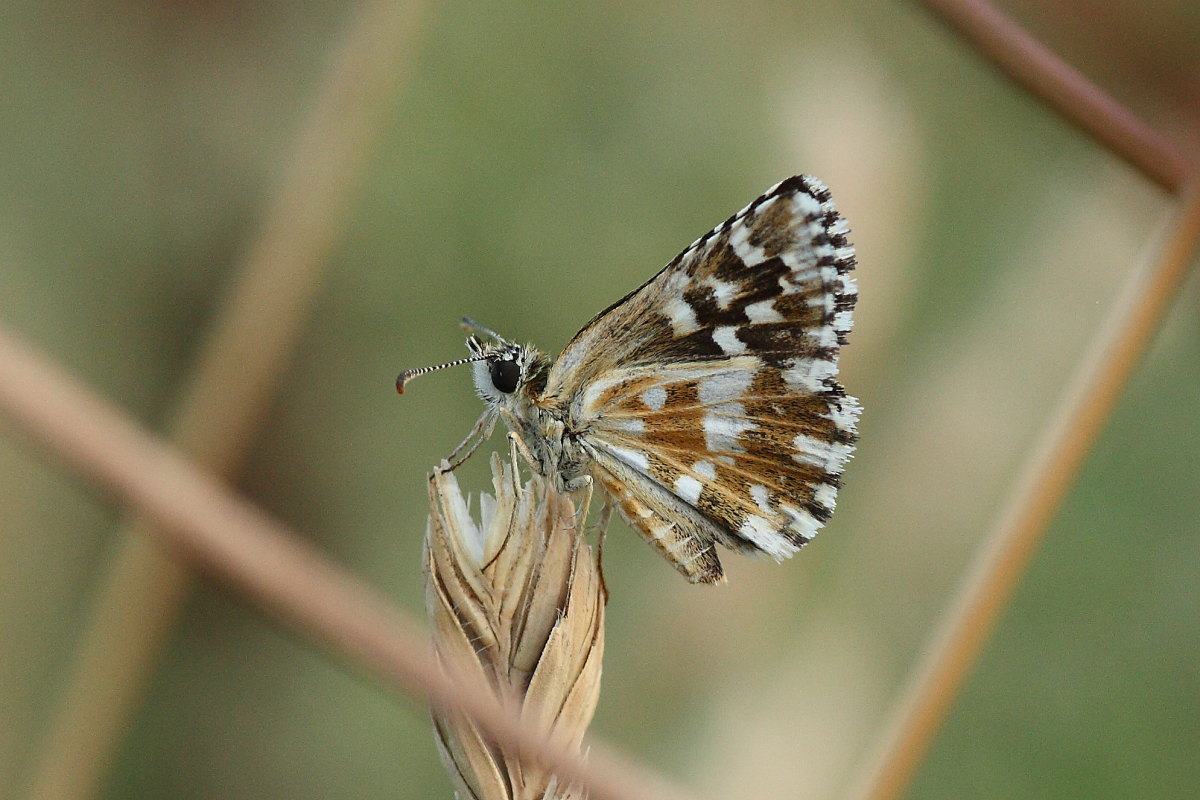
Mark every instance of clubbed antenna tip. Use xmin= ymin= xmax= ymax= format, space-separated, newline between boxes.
xmin=395 ymin=368 xmax=422 ymax=394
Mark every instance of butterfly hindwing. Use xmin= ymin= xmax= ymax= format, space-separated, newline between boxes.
xmin=580 ymin=357 xmax=858 ymax=582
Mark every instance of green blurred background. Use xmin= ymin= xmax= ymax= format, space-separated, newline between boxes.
xmin=2 ymin=1 xmax=1198 ymax=798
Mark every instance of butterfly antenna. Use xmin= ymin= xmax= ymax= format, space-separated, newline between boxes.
xmin=396 ymin=354 xmax=485 ymax=394
xmin=460 ymin=317 xmax=510 ymax=343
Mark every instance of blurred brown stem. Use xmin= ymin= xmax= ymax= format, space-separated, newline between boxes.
xmin=846 ymin=5 xmax=1199 ymax=798
xmin=847 ymin=186 xmax=1200 ymax=800
xmin=21 ymin=2 xmax=428 ymax=799
xmin=917 ymin=0 xmax=1194 ymax=193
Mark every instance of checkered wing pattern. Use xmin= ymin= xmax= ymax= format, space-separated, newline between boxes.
xmin=548 ymin=176 xmax=859 ymax=583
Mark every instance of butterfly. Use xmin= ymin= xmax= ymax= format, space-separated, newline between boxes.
xmin=398 ymin=176 xmax=859 ymax=583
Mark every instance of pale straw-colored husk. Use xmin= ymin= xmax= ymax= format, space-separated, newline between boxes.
xmin=425 ymin=453 xmax=605 ymax=800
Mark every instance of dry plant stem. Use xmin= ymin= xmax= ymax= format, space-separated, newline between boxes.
xmin=22 ymin=2 xmax=429 ymax=799
xmin=917 ymin=0 xmax=1193 ymax=193
xmin=848 ymin=185 xmax=1200 ymax=800
xmin=0 ymin=322 xmax=696 ymax=800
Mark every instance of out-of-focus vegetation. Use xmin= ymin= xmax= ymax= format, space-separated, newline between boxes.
xmin=1 ymin=2 xmax=1197 ymax=799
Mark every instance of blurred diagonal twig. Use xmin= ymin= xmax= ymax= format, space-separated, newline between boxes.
xmin=847 ymin=184 xmax=1200 ymax=800
xmin=917 ymin=0 xmax=1194 ymax=192
xmin=0 ymin=322 xmax=695 ymax=800
xmin=21 ymin=2 xmax=428 ymax=799
xmin=842 ymin=6 xmax=1200 ymax=800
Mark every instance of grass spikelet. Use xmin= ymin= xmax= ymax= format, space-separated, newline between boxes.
xmin=425 ymin=453 xmax=605 ymax=800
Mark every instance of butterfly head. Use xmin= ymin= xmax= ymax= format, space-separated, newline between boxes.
xmin=466 ymin=333 xmax=548 ymax=406
xmin=395 ymin=317 xmax=548 ymax=406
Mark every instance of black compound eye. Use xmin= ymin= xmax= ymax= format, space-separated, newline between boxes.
xmin=489 ymin=359 xmax=521 ymax=394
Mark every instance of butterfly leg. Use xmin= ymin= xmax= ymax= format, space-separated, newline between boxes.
xmin=505 ymin=429 xmax=540 ymax=475
xmin=589 ymin=495 xmax=615 ymax=538
xmin=570 ymin=474 xmax=594 ymax=531
xmin=444 ymin=409 xmax=497 ymax=471
xmin=562 ymin=474 xmax=611 ymax=600
xmin=591 ymin=497 xmax=614 ymax=602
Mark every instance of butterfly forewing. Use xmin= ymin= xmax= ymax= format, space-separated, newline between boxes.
xmin=549 ymin=175 xmax=858 ymax=583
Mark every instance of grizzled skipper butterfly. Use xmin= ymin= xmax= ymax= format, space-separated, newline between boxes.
xmin=398 ymin=176 xmax=858 ymax=583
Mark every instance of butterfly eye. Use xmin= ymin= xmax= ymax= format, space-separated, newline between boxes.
xmin=489 ymin=358 xmax=521 ymax=394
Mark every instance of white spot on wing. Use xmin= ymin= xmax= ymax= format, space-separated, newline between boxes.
xmin=744 ymin=299 xmax=784 ymax=323
xmin=750 ymin=484 xmax=773 ymax=514
xmin=792 ymin=191 xmax=822 ymax=217
xmin=712 ymin=326 xmax=746 ymax=355
xmin=606 ymin=444 xmax=649 ymax=471
xmin=738 ymin=514 xmax=793 ymax=559
xmin=793 ymin=262 xmax=838 ymax=286
xmin=692 ymin=460 xmax=716 ymax=480
xmin=642 ymin=385 xmax=666 ymax=411
xmin=781 ymin=357 xmax=837 ymax=392
xmin=729 ymin=212 xmax=770 ymax=267
xmin=580 ymin=371 xmax=628 ymax=413
xmin=674 ymin=474 xmax=703 ymax=505
xmin=607 ymin=416 xmax=646 ymax=435
xmin=813 ymin=483 xmax=838 ymax=511
xmin=824 ymin=397 xmax=862 ymax=434
xmin=807 ymin=292 xmax=834 ymax=313
xmin=664 ymin=295 xmax=699 ymax=335
xmin=701 ymin=275 xmax=739 ymax=310
xmin=703 ymin=408 xmax=754 ymax=452
xmin=781 ymin=503 xmax=821 ymax=540
xmin=650 ymin=520 xmax=689 ymax=557
xmin=807 ymin=325 xmax=839 ymax=349
xmin=698 ymin=368 xmax=754 ymax=405
xmin=792 ymin=433 xmax=854 ymax=471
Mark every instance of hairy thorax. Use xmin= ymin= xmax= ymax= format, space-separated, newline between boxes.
xmin=488 ymin=382 xmax=590 ymax=492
